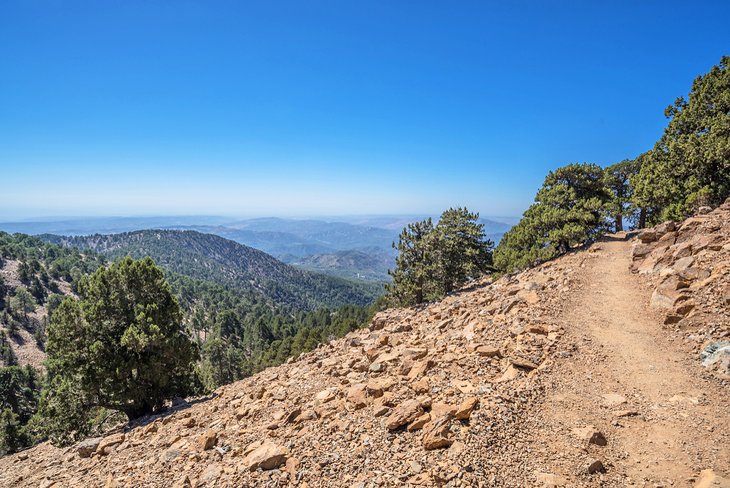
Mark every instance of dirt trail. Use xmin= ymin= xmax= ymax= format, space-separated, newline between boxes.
xmin=541 ymin=236 xmax=730 ymax=486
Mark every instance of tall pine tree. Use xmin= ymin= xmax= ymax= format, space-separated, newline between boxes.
xmin=494 ymin=163 xmax=610 ymax=272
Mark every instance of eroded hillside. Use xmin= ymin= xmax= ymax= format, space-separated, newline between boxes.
xmin=1 ymin=202 xmax=729 ymax=488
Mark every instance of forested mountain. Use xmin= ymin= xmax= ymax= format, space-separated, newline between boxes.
xmin=0 ymin=216 xmax=514 ymax=283
xmin=42 ymin=230 xmax=381 ymax=310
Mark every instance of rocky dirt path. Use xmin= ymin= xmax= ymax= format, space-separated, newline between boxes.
xmin=538 ymin=236 xmax=730 ymax=487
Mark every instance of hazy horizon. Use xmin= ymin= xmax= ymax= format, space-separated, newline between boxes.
xmin=0 ymin=212 xmax=520 ymax=226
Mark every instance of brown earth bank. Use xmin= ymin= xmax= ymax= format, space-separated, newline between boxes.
xmin=1 ymin=201 xmax=729 ymax=488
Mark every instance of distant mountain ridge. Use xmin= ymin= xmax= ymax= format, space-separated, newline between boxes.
xmin=42 ymin=230 xmax=382 ymax=311
xmin=4 ymin=215 xmax=513 ymax=282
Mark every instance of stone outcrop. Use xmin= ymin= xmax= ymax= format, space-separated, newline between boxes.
xmin=631 ymin=198 xmax=730 ymax=378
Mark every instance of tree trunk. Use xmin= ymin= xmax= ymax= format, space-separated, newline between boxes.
xmin=122 ymin=403 xmax=154 ymax=421
xmin=615 ymin=212 xmax=623 ymax=232
xmin=639 ymin=208 xmax=647 ymax=229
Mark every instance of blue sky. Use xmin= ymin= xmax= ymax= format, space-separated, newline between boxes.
xmin=1 ymin=1 xmax=728 ymax=220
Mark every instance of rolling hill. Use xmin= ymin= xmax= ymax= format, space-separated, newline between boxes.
xmin=41 ymin=230 xmax=382 ymax=311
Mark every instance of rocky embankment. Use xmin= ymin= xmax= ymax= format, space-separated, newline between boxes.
xmin=632 ymin=199 xmax=730 ymax=378
xmin=1 ymin=201 xmax=729 ymax=488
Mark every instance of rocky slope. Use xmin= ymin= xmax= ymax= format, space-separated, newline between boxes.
xmin=2 ymin=202 xmax=729 ymax=487
xmin=0 ymin=231 xmax=96 ymax=369
xmin=631 ymin=202 xmax=730 ymax=377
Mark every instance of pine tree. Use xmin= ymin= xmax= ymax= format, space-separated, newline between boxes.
xmin=0 ymin=276 xmax=7 ymax=309
xmin=11 ymin=287 xmax=36 ymax=320
xmin=0 ymin=408 xmax=20 ymax=456
xmin=604 ymin=158 xmax=641 ymax=231
xmin=385 ymin=218 xmax=437 ymax=306
xmin=17 ymin=262 xmax=31 ymax=285
xmin=200 ymin=332 xmax=243 ymax=390
xmin=494 ymin=163 xmax=611 ymax=272
xmin=30 ymin=277 xmax=46 ymax=304
xmin=386 ymin=209 xmax=493 ymax=306
xmin=39 ymin=257 xmax=200 ymax=444
xmin=432 ymin=207 xmax=493 ymax=294
xmin=633 ymin=56 xmax=730 ymax=221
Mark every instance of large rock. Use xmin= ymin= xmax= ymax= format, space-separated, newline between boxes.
xmin=673 ymin=256 xmax=695 ymax=272
xmin=422 ymin=416 xmax=453 ymax=450
xmin=366 ymin=377 xmax=396 ymax=398
xmin=586 ymin=459 xmax=606 ymax=474
xmin=690 ymin=233 xmax=724 ymax=253
xmin=657 ymin=231 xmax=677 ymax=247
xmin=638 ymin=230 xmax=657 ymax=243
xmin=655 ymin=221 xmax=677 ymax=234
xmin=96 ymin=433 xmax=125 ymax=456
xmin=475 ymin=345 xmax=502 ymax=358
xmin=347 ymin=383 xmax=369 ymax=409
xmin=454 ymin=397 xmax=479 ymax=420
xmin=671 ymin=241 xmax=693 ymax=259
xmin=651 ymin=275 xmax=689 ymax=309
xmin=430 ymin=402 xmax=457 ymax=418
xmin=315 ymin=388 xmax=337 ymax=404
xmin=197 ymin=429 xmax=217 ymax=451
xmin=76 ymin=437 xmax=102 ymax=458
xmin=242 ymin=442 xmax=288 ymax=471
xmin=636 ymin=245 xmax=671 ymax=274
xmin=407 ymin=413 xmax=431 ymax=431
xmin=385 ymin=399 xmax=422 ymax=430
xmin=407 ymin=359 xmax=434 ymax=379
xmin=497 ymin=364 xmax=521 ymax=382
xmin=701 ymin=341 xmax=730 ymax=377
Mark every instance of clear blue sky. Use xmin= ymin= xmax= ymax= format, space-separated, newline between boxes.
xmin=1 ymin=1 xmax=728 ymax=220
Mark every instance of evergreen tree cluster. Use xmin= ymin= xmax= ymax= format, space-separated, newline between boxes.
xmin=0 ymin=330 xmax=17 ymax=366
xmin=494 ymin=56 xmax=730 ymax=272
xmin=200 ymin=303 xmax=379 ymax=389
xmin=385 ymin=208 xmax=494 ymax=307
xmin=632 ymin=56 xmax=730 ymax=222
xmin=494 ymin=163 xmax=611 ymax=272
xmin=0 ymin=232 xmax=106 ymax=349
xmin=0 ymin=366 xmax=41 ymax=456
xmin=37 ymin=257 xmax=201 ymax=444
xmin=0 ymin=232 xmax=105 ymax=291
